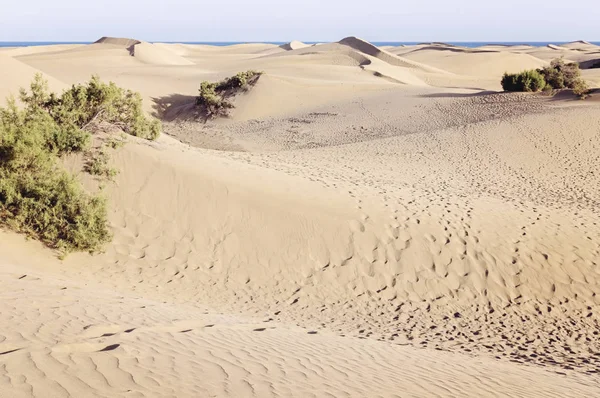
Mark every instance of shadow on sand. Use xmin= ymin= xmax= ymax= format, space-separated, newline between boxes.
xmin=419 ymin=90 xmax=498 ymax=99
xmin=151 ymin=94 xmax=210 ymax=123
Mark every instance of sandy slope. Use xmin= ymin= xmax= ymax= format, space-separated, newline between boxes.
xmin=1 ymin=37 xmax=600 ymax=397
xmin=2 ymin=254 xmax=599 ymax=398
xmin=0 ymin=55 xmax=67 ymax=100
xmin=401 ymin=48 xmax=547 ymax=77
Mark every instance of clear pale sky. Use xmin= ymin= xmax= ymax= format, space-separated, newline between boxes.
xmin=1 ymin=0 xmax=598 ymax=42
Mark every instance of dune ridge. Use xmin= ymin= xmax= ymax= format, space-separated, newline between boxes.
xmin=94 ymin=36 xmax=142 ymax=47
xmin=0 ymin=55 xmax=66 ymax=100
xmin=279 ymin=40 xmax=309 ymax=51
xmin=338 ymin=36 xmax=449 ymax=73
xmin=130 ymin=42 xmax=196 ymax=66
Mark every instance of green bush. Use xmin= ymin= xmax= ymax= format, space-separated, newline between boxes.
xmin=22 ymin=74 xmax=161 ymax=140
xmin=216 ymin=70 xmax=263 ymax=91
xmin=501 ymin=58 xmax=590 ymax=98
xmin=572 ymin=79 xmax=591 ymax=99
xmin=0 ymin=74 xmax=159 ymax=255
xmin=0 ymin=100 xmax=111 ymax=255
xmin=501 ymin=70 xmax=546 ymax=92
xmin=196 ymin=81 xmax=234 ymax=117
xmin=537 ymin=58 xmax=589 ymax=98
xmin=196 ymin=70 xmax=262 ymax=118
xmin=538 ymin=57 xmax=582 ymax=89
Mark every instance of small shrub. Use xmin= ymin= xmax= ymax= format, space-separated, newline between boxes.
xmin=537 ymin=57 xmax=590 ymax=98
xmin=22 ymin=74 xmax=161 ymax=140
xmin=538 ymin=57 xmax=582 ymax=89
xmin=572 ymin=79 xmax=590 ymax=99
xmin=501 ymin=70 xmax=546 ymax=92
xmin=542 ymin=84 xmax=554 ymax=95
xmin=106 ymin=135 xmax=126 ymax=150
xmin=196 ymin=81 xmax=234 ymax=117
xmin=501 ymin=73 xmax=519 ymax=92
xmin=216 ymin=70 xmax=262 ymax=91
xmin=85 ymin=147 xmax=118 ymax=180
xmin=196 ymin=71 xmax=262 ymax=118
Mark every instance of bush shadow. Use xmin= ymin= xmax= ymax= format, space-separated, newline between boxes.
xmin=151 ymin=94 xmax=210 ymax=123
xmin=419 ymin=90 xmax=498 ymax=98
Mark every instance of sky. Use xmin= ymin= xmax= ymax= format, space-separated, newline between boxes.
xmin=1 ymin=0 xmax=599 ymax=42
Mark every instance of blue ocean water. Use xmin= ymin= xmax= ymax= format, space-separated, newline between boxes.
xmin=1 ymin=41 xmax=599 ymax=48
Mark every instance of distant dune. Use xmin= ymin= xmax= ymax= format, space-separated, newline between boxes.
xmin=130 ymin=42 xmax=195 ymax=66
xmin=402 ymin=47 xmax=548 ymax=77
xmin=338 ymin=36 xmax=447 ymax=73
xmin=560 ymin=40 xmax=600 ymax=51
xmin=279 ymin=40 xmax=309 ymax=51
xmin=0 ymin=55 xmax=66 ymax=100
xmin=94 ymin=36 xmax=142 ymax=47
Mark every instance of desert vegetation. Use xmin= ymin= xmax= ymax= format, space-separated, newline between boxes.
xmin=85 ymin=146 xmax=118 ymax=180
xmin=196 ymin=70 xmax=262 ymax=118
xmin=501 ymin=69 xmax=546 ymax=92
xmin=501 ymin=57 xmax=590 ymax=97
xmin=0 ymin=75 xmax=160 ymax=256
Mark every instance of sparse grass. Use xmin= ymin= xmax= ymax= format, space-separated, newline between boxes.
xmin=196 ymin=70 xmax=262 ymax=118
xmin=0 ymin=74 xmax=159 ymax=256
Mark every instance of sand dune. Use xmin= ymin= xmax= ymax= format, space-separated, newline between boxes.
xmin=560 ymin=40 xmax=600 ymax=51
xmin=279 ymin=40 xmax=309 ymax=51
xmin=0 ymin=43 xmax=84 ymax=57
xmin=1 ymin=38 xmax=600 ymax=397
xmin=338 ymin=36 xmax=449 ymax=73
xmin=94 ymin=36 xmax=142 ymax=47
xmin=93 ymin=37 xmax=197 ymax=66
xmin=0 ymin=55 xmax=66 ymax=100
xmin=15 ymin=38 xmax=195 ymax=68
xmin=130 ymin=42 xmax=195 ymax=66
xmin=402 ymin=48 xmax=547 ymax=77
xmin=2 ymin=254 xmax=598 ymax=398
xmin=476 ymin=44 xmax=535 ymax=51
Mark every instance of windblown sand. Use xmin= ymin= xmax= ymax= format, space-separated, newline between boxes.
xmin=1 ymin=37 xmax=600 ymax=397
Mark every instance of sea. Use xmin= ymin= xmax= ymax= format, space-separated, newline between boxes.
xmin=1 ymin=41 xmax=599 ymax=48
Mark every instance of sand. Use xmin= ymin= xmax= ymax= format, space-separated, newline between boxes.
xmin=1 ymin=36 xmax=600 ymax=397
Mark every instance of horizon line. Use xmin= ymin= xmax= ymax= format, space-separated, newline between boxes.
xmin=1 ymin=39 xmax=599 ymax=43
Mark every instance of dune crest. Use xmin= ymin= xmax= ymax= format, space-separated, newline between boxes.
xmin=338 ymin=36 xmax=447 ymax=73
xmin=0 ymin=55 xmax=66 ymax=100
xmin=94 ymin=36 xmax=143 ymax=47
xmin=91 ymin=37 xmax=195 ymax=65
xmin=280 ymin=40 xmax=309 ymax=51
xmin=560 ymin=40 xmax=599 ymax=51
xmin=130 ymin=42 xmax=195 ymax=66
